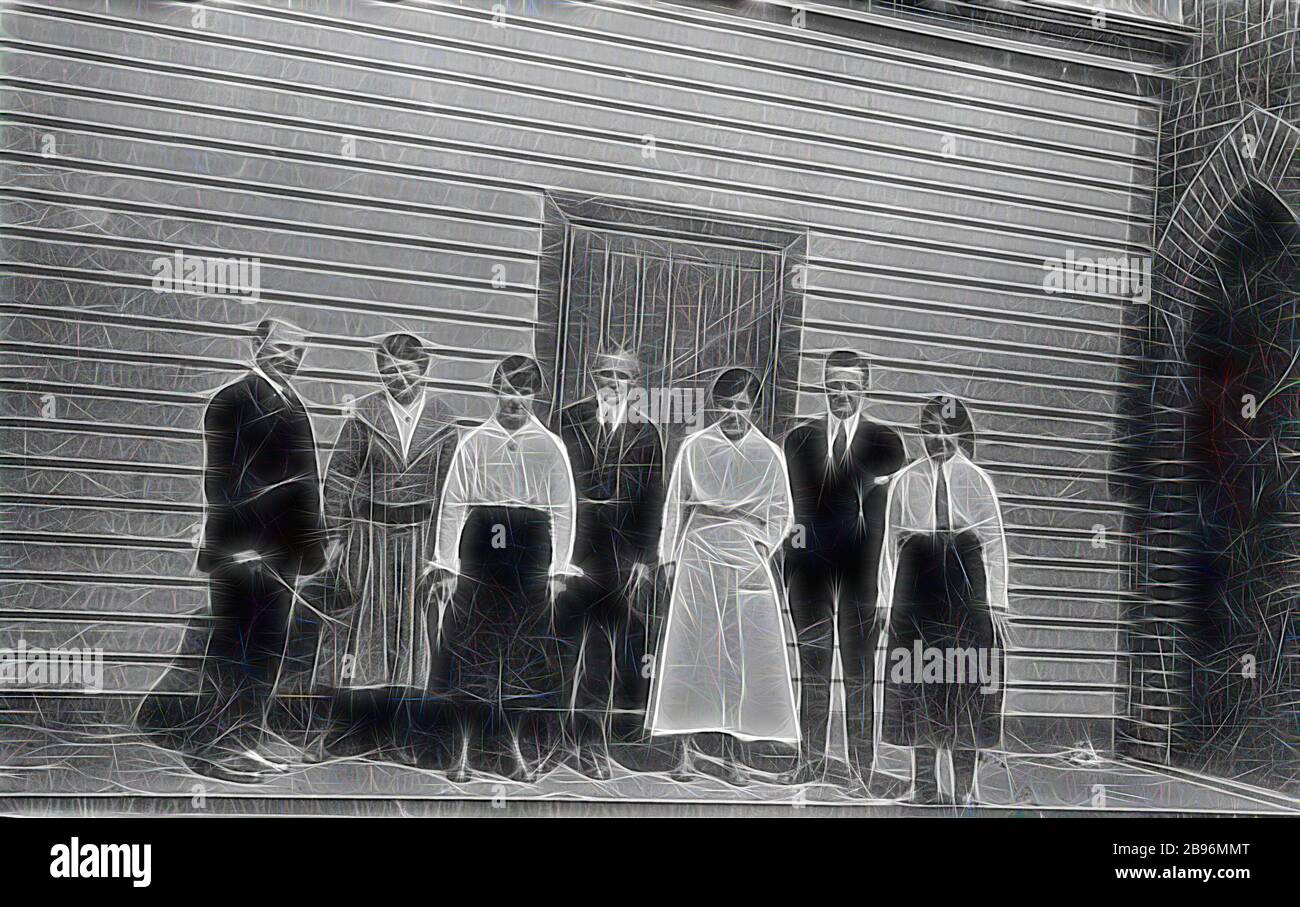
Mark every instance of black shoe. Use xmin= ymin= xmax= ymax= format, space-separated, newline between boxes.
xmin=719 ymin=762 xmax=751 ymax=788
xmin=777 ymin=764 xmax=813 ymax=785
xmin=668 ymin=762 xmax=697 ymax=784
xmin=909 ymin=782 xmax=942 ymax=805
xmin=391 ymin=748 xmax=421 ymax=767
xmin=244 ymin=747 xmax=289 ymax=774
xmin=507 ymin=758 xmax=537 ymax=784
xmin=300 ymin=737 xmax=330 ymax=765
xmin=578 ymin=748 xmax=612 ymax=781
xmin=183 ymin=753 xmax=269 ymax=785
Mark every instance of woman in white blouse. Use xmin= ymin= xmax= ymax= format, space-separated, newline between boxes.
xmin=430 ymin=356 xmax=579 ymax=783
xmin=648 ymin=368 xmax=799 ymax=785
xmin=875 ymin=395 xmax=1008 ymax=804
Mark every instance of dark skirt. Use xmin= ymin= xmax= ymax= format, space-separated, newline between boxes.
xmin=440 ymin=506 xmax=569 ymax=712
xmin=881 ymin=530 xmax=1003 ymax=749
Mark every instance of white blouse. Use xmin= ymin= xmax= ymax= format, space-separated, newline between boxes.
xmin=879 ymin=451 xmax=1009 ymax=614
xmin=659 ymin=422 xmax=795 ymax=565
xmin=433 ymin=412 xmax=577 ymax=577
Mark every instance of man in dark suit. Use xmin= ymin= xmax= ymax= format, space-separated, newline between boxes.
xmin=558 ymin=347 xmax=664 ymax=779
xmin=190 ymin=317 xmax=327 ymax=782
xmin=784 ymin=351 xmax=906 ymax=786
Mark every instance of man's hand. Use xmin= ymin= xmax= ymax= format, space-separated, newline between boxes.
xmin=629 ymin=560 xmax=653 ymax=592
xmin=658 ymin=561 xmax=676 ymax=591
xmin=549 ymin=563 xmax=585 ymax=602
xmin=417 ymin=566 xmax=456 ymax=649
xmin=548 ymin=574 xmax=569 ymax=600
xmin=324 ymin=539 xmax=343 ymax=568
xmin=423 ymin=565 xmax=457 ymax=607
xmin=991 ymin=609 xmax=1012 ymax=649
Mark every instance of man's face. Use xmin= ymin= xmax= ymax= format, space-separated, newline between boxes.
xmin=825 ymin=366 xmax=864 ymax=419
xmin=257 ymin=331 xmax=307 ymax=377
xmin=593 ymin=369 xmax=632 ymax=409
xmin=379 ymin=352 xmax=425 ymax=402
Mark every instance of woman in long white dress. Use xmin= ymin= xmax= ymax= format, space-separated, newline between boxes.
xmin=648 ymin=368 xmax=799 ymax=785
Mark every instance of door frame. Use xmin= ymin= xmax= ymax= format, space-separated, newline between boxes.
xmin=1122 ymin=108 xmax=1300 ymax=764
xmin=534 ymin=191 xmax=808 ymax=437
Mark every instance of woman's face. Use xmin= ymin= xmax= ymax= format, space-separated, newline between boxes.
xmin=378 ymin=352 xmax=425 ymax=404
xmin=495 ymin=380 xmax=536 ymax=430
xmin=713 ymin=388 xmax=753 ymax=435
xmin=922 ymin=419 xmax=959 ymax=462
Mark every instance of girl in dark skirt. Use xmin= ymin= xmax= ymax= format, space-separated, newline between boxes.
xmin=875 ymin=396 xmax=1009 ymax=804
xmin=430 ymin=356 xmax=579 ymax=782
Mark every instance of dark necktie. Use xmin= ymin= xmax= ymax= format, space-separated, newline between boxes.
xmin=596 ymin=419 xmax=614 ymax=491
xmin=831 ymin=423 xmax=847 ymax=468
xmin=935 ymin=462 xmax=951 ymax=532
xmin=598 ymin=418 xmax=615 ymax=459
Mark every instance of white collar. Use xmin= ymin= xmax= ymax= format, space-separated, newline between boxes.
xmin=387 ymin=389 xmax=426 ymax=423
xmin=489 ymin=410 xmax=543 ymax=440
xmin=712 ymin=420 xmax=754 ymax=448
xmin=385 ymin=390 xmax=426 ymax=457
xmin=826 ymin=409 xmax=860 ymax=455
xmin=929 ymin=453 xmax=962 ymax=478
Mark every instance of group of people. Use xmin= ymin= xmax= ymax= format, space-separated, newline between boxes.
xmin=139 ymin=318 xmax=1009 ymax=804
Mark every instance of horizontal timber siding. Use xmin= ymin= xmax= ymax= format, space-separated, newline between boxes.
xmin=0 ymin=0 xmax=1160 ymax=749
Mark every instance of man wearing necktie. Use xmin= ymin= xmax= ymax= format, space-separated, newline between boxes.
xmin=557 ymin=346 xmax=664 ymax=778
xmin=784 ymin=351 xmax=906 ymax=786
xmin=139 ymin=318 xmax=327 ymax=783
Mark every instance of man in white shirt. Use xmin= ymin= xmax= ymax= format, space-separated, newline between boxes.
xmin=431 ymin=355 xmax=580 ymax=782
xmin=784 ymin=351 xmax=906 ymax=787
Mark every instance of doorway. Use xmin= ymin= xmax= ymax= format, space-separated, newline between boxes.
xmin=535 ymin=193 xmax=807 ymax=447
xmin=1185 ymin=187 xmax=1298 ymax=787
